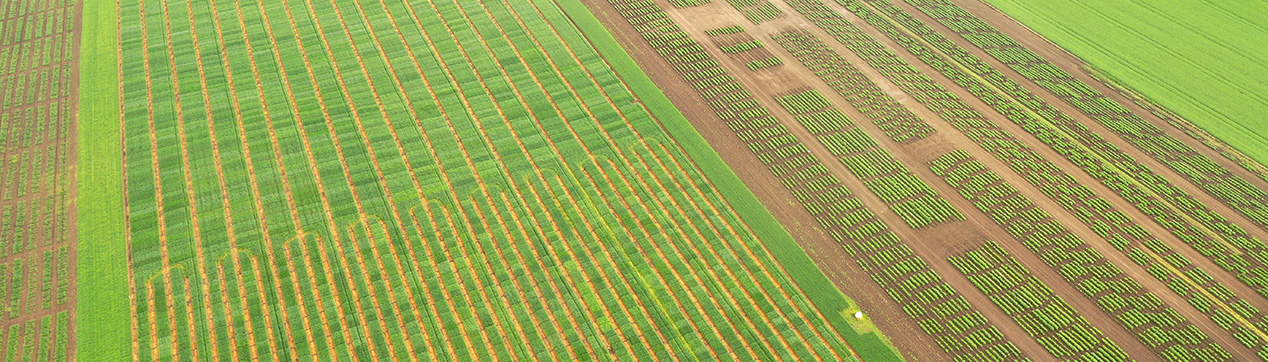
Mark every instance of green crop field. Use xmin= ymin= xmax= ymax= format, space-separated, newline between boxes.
xmin=72 ymin=0 xmax=895 ymax=360
xmin=981 ymin=0 xmax=1268 ymax=167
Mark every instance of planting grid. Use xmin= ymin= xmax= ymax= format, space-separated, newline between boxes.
xmin=586 ymin=0 xmax=1268 ymax=359
xmin=113 ymin=0 xmax=862 ymax=360
xmin=0 ymin=0 xmax=79 ymax=360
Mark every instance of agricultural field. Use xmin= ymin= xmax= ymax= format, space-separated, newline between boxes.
xmin=0 ymin=0 xmax=79 ymax=359
xmin=584 ymin=0 xmax=1268 ymax=359
xmin=978 ymin=0 xmax=1268 ymax=168
xmin=0 ymin=0 xmax=1256 ymax=359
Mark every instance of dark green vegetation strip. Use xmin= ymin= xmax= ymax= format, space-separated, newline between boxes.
xmin=949 ymin=241 xmax=1129 ymax=361
xmin=77 ymin=0 xmax=129 ymax=360
xmin=555 ymin=0 xmax=901 ymax=359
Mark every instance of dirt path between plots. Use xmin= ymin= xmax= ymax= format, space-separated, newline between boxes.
xmin=577 ymin=1 xmax=955 ymax=360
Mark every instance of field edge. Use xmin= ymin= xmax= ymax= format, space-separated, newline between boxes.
xmin=75 ymin=0 xmax=129 ymax=360
xmin=980 ymin=0 xmax=1268 ymax=168
xmin=551 ymin=0 xmax=904 ymax=360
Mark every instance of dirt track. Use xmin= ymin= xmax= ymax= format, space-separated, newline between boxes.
xmin=578 ymin=0 xmax=1268 ymax=359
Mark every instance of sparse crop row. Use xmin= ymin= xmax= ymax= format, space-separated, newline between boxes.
xmin=903 ymin=0 xmax=1268 ymax=231
xmin=772 ymin=29 xmax=933 ymax=143
xmin=613 ymin=1 xmax=1023 ymax=359
xmin=725 ymin=0 xmax=784 ymax=24
xmin=668 ymin=0 xmax=712 ymax=7
xmin=719 ymin=39 xmax=764 ymax=53
xmin=708 ymin=30 xmax=783 ymax=71
xmin=775 ymin=88 xmax=962 ymax=229
xmin=836 ymin=0 xmax=1268 ymax=307
xmin=705 ymin=25 xmax=746 ymax=36
xmin=745 ymin=57 xmax=782 ymax=70
xmin=950 ymin=241 xmax=1129 ymax=361
xmin=931 ymin=150 xmax=1232 ymax=360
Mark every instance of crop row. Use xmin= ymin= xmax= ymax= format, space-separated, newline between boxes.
xmin=705 ymin=25 xmax=746 ymax=36
xmin=1 ymin=33 xmax=74 ymax=78
xmin=772 ymin=29 xmax=933 ymax=143
xmin=839 ymin=0 xmax=1268 ymax=311
xmin=0 ymin=192 xmax=68 ymax=257
xmin=787 ymin=0 xmax=1268 ymax=352
xmin=707 ymin=30 xmax=784 ymax=70
xmin=1 ymin=102 xmax=70 ymax=152
xmin=904 ymin=0 xmax=1268 ymax=232
xmin=1 ymin=144 xmax=64 ymax=202
xmin=613 ymin=1 xmax=1022 ymax=359
xmin=745 ymin=57 xmax=782 ymax=70
xmin=931 ymin=150 xmax=1232 ymax=360
xmin=668 ymin=0 xmax=712 ymax=7
xmin=950 ymin=241 xmax=1129 ymax=361
xmin=119 ymin=0 xmax=861 ymax=359
xmin=725 ymin=0 xmax=783 ymax=24
xmin=0 ymin=64 xmax=72 ymax=114
xmin=0 ymin=247 xmax=70 ymax=321
xmin=719 ymin=39 xmax=765 ymax=53
xmin=0 ymin=310 xmax=67 ymax=361
xmin=775 ymin=88 xmax=962 ymax=229
xmin=0 ymin=1 xmax=75 ymax=47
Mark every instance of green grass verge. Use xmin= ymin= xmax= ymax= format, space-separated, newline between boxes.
xmin=551 ymin=0 xmax=903 ymax=360
xmin=983 ymin=0 xmax=1268 ymax=167
xmin=76 ymin=0 xmax=129 ymax=360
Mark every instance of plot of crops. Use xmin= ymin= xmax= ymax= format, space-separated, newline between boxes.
xmin=0 ymin=0 xmax=79 ymax=359
xmin=93 ymin=0 xmax=873 ymax=360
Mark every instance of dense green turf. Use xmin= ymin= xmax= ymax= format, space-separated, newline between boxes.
xmin=983 ymin=0 xmax=1268 ymax=166
xmin=76 ymin=0 xmax=130 ymax=360
xmin=556 ymin=0 xmax=902 ymax=359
